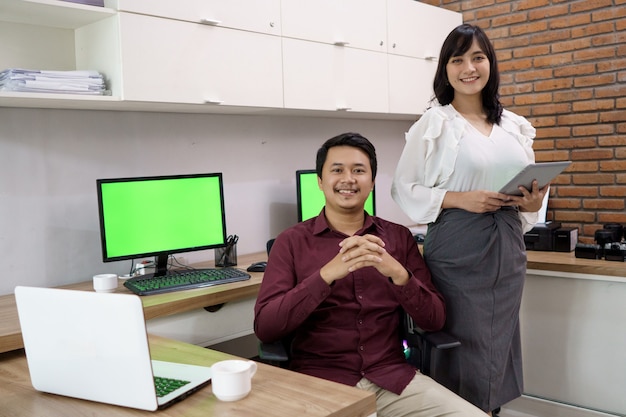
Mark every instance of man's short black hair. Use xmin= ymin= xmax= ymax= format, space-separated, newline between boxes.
xmin=315 ymin=132 xmax=377 ymax=180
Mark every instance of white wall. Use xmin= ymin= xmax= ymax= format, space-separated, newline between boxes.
xmin=0 ymin=107 xmax=415 ymax=295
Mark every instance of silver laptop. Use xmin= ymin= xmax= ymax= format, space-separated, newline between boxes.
xmin=14 ymin=286 xmax=212 ymax=411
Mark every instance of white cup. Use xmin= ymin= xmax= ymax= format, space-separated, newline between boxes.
xmin=92 ymin=273 xmax=118 ymax=293
xmin=211 ymin=360 xmax=257 ymax=402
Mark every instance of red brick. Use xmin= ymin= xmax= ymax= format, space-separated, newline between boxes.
xmin=556 ymin=137 xmax=599 ymax=148
xmin=527 ymin=4 xmax=568 ymax=20
xmin=549 ymin=14 xmax=592 ymax=29
xmin=570 ymin=0 xmax=613 ymax=13
xmin=571 ymin=149 xmax=615 ymax=160
xmin=572 ymin=100 xmax=616 ymax=112
xmin=574 ymin=46 xmax=617 ymax=61
xmin=558 ymin=186 xmax=600 ymax=197
xmin=600 ymin=160 xmax=626 ymax=171
xmin=575 ymin=73 xmax=616 ymax=87
xmin=600 ymin=110 xmax=626 ymax=123
xmin=598 ymin=213 xmax=626 ymax=223
xmin=573 ymin=173 xmax=617 ymax=184
xmin=549 ymin=199 xmax=582 ymax=209
xmin=571 ymin=21 xmax=615 ymax=38
xmin=600 ymin=186 xmax=626 ymax=197
xmin=513 ymin=45 xmax=551 ymax=58
xmin=583 ymin=199 xmax=625 ymax=210
xmin=554 ymin=63 xmax=596 ymax=77
xmin=535 ymin=78 xmax=575 ymax=92
xmin=554 ymin=211 xmax=596 ymax=222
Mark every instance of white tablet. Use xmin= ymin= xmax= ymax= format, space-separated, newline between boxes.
xmin=499 ymin=161 xmax=571 ymax=196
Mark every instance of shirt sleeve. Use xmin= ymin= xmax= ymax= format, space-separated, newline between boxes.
xmin=391 ymin=107 xmax=462 ymax=225
xmin=389 ymin=229 xmax=446 ymax=332
xmin=253 ymin=232 xmax=331 ymax=343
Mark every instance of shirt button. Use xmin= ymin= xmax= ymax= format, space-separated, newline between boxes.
xmin=359 ymin=345 xmax=364 ymax=351
xmin=358 ymin=319 xmax=363 ymax=325
xmin=358 ymin=295 xmax=363 ymax=300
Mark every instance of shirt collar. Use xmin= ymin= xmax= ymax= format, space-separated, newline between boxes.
xmin=312 ymin=208 xmax=379 ymax=236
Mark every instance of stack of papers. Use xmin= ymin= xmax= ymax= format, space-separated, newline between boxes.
xmin=59 ymin=0 xmax=105 ymax=7
xmin=0 ymin=69 xmax=109 ymax=95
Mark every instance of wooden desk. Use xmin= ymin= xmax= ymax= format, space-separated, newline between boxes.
xmin=0 ymin=335 xmax=377 ymax=417
xmin=526 ymin=250 xmax=626 ymax=279
xmin=0 ymin=252 xmax=267 ymax=353
xmin=3 ymin=250 xmax=624 ymax=354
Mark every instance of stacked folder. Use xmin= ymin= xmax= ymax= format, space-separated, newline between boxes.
xmin=0 ymin=68 xmax=108 ymax=95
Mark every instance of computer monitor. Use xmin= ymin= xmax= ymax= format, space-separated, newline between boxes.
xmin=296 ymin=169 xmax=376 ymax=222
xmin=96 ymin=173 xmax=227 ymax=276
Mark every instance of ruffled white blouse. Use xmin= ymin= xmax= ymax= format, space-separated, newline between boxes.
xmin=391 ymin=104 xmax=539 ymax=232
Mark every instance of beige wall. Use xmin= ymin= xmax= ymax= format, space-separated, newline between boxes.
xmin=0 ymin=108 xmax=414 ymax=295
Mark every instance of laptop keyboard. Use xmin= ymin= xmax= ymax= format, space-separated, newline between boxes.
xmin=154 ymin=376 xmax=190 ymax=397
xmin=123 ymin=268 xmax=251 ymax=296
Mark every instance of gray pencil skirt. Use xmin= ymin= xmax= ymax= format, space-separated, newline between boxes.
xmin=423 ymin=207 xmax=526 ymax=412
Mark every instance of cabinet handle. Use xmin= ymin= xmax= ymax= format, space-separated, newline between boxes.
xmin=333 ymin=41 xmax=350 ymax=46
xmin=425 ymin=56 xmax=437 ymax=61
xmin=204 ymin=99 xmax=223 ymax=105
xmin=336 ymin=107 xmax=351 ymax=111
xmin=200 ymin=18 xmax=221 ymax=26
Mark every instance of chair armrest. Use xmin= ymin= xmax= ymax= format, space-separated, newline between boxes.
xmin=420 ymin=330 xmax=461 ymax=350
xmin=258 ymin=340 xmax=289 ymax=362
xmin=402 ymin=312 xmax=461 ymax=375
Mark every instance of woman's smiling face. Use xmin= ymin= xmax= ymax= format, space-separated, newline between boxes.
xmin=446 ymin=38 xmax=491 ymax=99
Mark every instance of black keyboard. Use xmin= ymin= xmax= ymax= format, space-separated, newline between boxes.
xmin=123 ymin=268 xmax=251 ymax=296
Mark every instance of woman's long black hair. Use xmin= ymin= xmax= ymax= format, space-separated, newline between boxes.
xmin=433 ymin=24 xmax=503 ymax=125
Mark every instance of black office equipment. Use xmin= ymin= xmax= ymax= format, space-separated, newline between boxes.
xmin=523 ymin=222 xmax=562 ymax=251
xmin=554 ymin=227 xmax=578 ymax=252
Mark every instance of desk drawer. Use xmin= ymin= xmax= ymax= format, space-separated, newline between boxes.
xmin=146 ymin=297 xmax=255 ymax=347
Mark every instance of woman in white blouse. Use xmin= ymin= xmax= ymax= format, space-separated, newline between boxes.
xmin=391 ymin=24 xmax=546 ymax=416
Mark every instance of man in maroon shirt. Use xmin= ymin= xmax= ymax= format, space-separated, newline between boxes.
xmin=254 ymin=133 xmax=486 ymax=416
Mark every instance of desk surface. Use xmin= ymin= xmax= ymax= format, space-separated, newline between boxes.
xmin=2 ymin=250 xmax=625 ymax=353
xmin=0 ymin=334 xmax=377 ymax=417
xmin=0 ymin=252 xmax=266 ymax=354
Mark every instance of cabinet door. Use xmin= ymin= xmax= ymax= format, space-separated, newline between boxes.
xmin=281 ymin=0 xmax=386 ymax=52
xmin=387 ymin=0 xmax=463 ymax=59
xmin=118 ymin=13 xmax=283 ymax=108
xmin=113 ymin=0 xmax=281 ymax=35
xmin=388 ymin=55 xmax=437 ymax=116
xmin=283 ymin=38 xmax=388 ymax=113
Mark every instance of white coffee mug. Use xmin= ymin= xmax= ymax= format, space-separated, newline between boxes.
xmin=211 ymin=360 xmax=257 ymax=402
xmin=92 ymin=273 xmax=118 ymax=293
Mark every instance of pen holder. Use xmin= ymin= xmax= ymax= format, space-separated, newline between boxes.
xmin=215 ymin=243 xmax=237 ymax=267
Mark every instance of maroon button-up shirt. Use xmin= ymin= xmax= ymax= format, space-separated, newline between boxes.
xmin=254 ymin=211 xmax=446 ymax=394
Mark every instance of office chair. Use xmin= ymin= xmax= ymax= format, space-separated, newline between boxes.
xmin=257 ymin=239 xmax=460 ymax=376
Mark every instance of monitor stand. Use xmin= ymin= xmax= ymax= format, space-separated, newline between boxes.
xmin=153 ymin=253 xmax=169 ymax=277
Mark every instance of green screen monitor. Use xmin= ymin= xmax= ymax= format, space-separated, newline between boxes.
xmin=296 ymin=169 xmax=375 ymax=222
xmin=96 ymin=173 xmax=227 ymax=276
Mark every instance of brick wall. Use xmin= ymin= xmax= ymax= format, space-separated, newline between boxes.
xmin=420 ymin=0 xmax=626 ymax=242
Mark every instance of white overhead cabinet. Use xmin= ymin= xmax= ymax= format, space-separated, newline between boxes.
xmin=111 ymin=0 xmax=281 ymax=36
xmin=280 ymin=0 xmax=387 ymax=53
xmin=387 ymin=0 xmax=463 ymax=114
xmin=280 ymin=0 xmax=388 ymax=113
xmin=0 ymin=0 xmax=461 ymax=118
xmin=87 ymin=12 xmax=283 ymax=107
xmin=282 ymin=39 xmax=388 ymax=113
